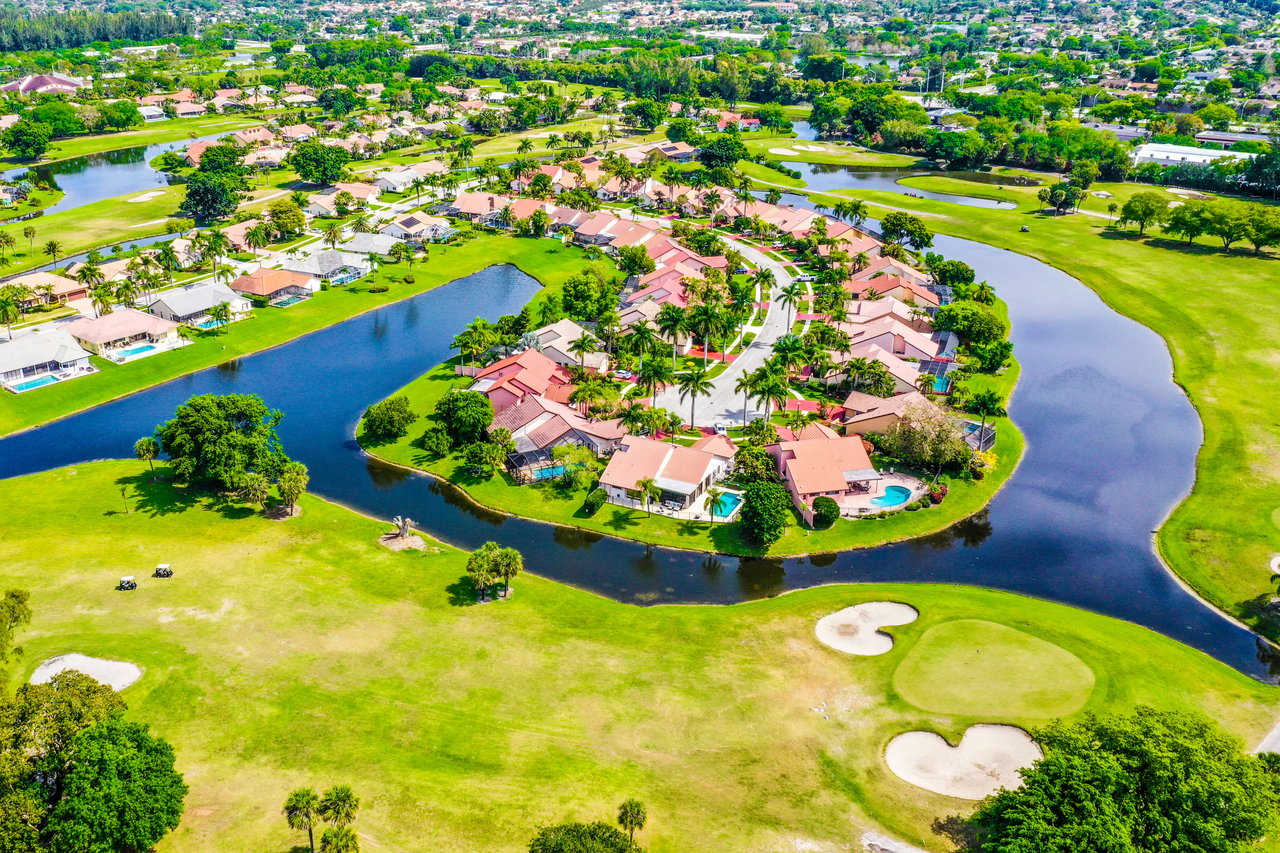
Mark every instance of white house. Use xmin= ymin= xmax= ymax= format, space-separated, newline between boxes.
xmin=380 ymin=213 xmax=456 ymax=243
xmin=0 ymin=328 xmax=93 ymax=390
xmin=1132 ymin=142 xmax=1257 ymax=167
xmin=373 ymin=169 xmax=421 ymax=193
xmin=147 ymin=283 xmax=251 ymax=326
xmin=278 ymin=250 xmax=372 ymax=284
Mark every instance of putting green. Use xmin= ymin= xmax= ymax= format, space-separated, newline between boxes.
xmin=892 ymin=620 xmax=1095 ymax=718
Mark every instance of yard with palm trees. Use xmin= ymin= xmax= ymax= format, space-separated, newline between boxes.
xmin=1 ymin=460 xmax=1274 ymax=852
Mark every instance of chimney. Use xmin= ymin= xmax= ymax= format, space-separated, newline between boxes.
xmin=489 ymin=196 xmax=495 ymax=211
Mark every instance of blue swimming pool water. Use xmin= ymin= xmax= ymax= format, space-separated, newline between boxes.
xmin=11 ymin=374 xmax=60 ymax=392
xmin=713 ymin=492 xmax=744 ymax=516
xmin=932 ymin=374 xmax=950 ymax=393
xmin=118 ymin=344 xmax=156 ymax=358
xmin=531 ymin=465 xmax=566 ymax=480
xmin=197 ymin=319 xmax=222 ymax=330
xmin=871 ymin=485 xmax=913 ymax=508
xmin=275 ymin=296 xmax=305 ymax=307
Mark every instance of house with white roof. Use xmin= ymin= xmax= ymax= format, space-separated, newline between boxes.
xmin=0 ymin=328 xmax=94 ymax=391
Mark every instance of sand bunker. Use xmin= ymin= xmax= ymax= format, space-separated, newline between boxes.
xmin=769 ymin=147 xmax=801 ymax=156
xmin=31 ymin=654 xmax=142 ymax=691
xmin=884 ymin=724 xmax=1041 ymax=800
xmin=128 ymin=190 xmax=165 ymax=203
xmin=816 ymin=602 xmax=918 ymax=655
xmin=794 ymin=144 xmax=826 ymax=152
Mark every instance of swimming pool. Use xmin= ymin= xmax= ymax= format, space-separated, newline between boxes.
xmin=932 ymin=374 xmax=951 ymax=393
xmin=275 ymin=296 xmax=306 ymax=308
xmin=117 ymin=344 xmax=156 ymax=359
xmin=871 ymin=485 xmax=913 ymax=508
xmin=197 ymin=319 xmax=223 ymax=330
xmin=10 ymin=374 xmax=60 ymax=392
xmin=531 ymin=465 xmax=566 ymax=481
xmin=712 ymin=491 xmax=744 ymax=517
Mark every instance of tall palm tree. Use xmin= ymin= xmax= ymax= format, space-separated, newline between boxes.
xmin=0 ymin=294 xmax=19 ymax=341
xmin=655 ymin=303 xmax=687 ymax=371
xmin=688 ymin=303 xmax=722 ymax=365
xmin=704 ymin=486 xmax=724 ymax=523
xmin=113 ymin=278 xmax=137 ymax=308
xmin=617 ymin=401 xmax=651 ymax=434
xmin=90 ymin=284 xmax=115 ymax=317
xmin=635 ymin=477 xmax=662 ymax=516
xmin=637 ymin=356 xmax=673 ymax=401
xmin=626 ymin=321 xmax=658 ymax=358
xmin=771 ymin=334 xmax=807 ymax=386
xmin=734 ymin=371 xmax=757 ymax=427
xmin=42 ymin=239 xmax=63 ymax=265
xmin=779 ymin=280 xmax=806 ymax=329
xmin=323 ymin=223 xmax=344 ymax=249
xmin=318 ymin=785 xmax=359 ymax=827
xmin=320 ymin=826 xmax=359 ymax=853
xmin=567 ymin=332 xmax=599 ymax=369
xmin=617 ymin=799 xmax=647 ymax=843
xmin=751 ymin=363 xmax=789 ymax=417
xmin=677 ymin=363 xmax=713 ymax=428
xmin=284 ymin=787 xmax=321 ymax=853
xmin=970 ymin=390 xmax=1006 ymax=439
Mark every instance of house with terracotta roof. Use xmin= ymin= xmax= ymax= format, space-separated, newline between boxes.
xmin=231 ymin=126 xmax=275 ymax=147
xmin=64 ymin=308 xmax=183 ymax=360
xmin=845 ymin=275 xmax=940 ymax=308
xmin=229 ymin=268 xmax=319 ymax=305
xmin=767 ymin=435 xmax=884 ymax=524
xmin=841 ymin=390 xmax=937 ymax=434
xmin=599 ymin=434 xmax=736 ymax=511
xmin=220 ymin=219 xmax=263 ymax=252
xmin=12 ymin=272 xmax=86 ymax=305
xmin=280 ymin=123 xmax=318 ymax=142
xmin=491 ymin=394 xmax=627 ymax=459
xmin=0 ymin=73 xmax=85 ymax=95
xmin=183 ymin=140 xmax=214 ymax=167
xmin=468 ymin=349 xmax=574 ymax=412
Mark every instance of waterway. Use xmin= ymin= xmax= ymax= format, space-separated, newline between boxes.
xmin=0 ymin=245 xmax=1270 ymax=678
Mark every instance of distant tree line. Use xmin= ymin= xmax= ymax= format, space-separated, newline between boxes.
xmin=0 ymin=10 xmax=191 ymax=52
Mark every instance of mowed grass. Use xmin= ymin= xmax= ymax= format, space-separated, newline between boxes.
xmin=0 ymin=235 xmax=594 ymax=437
xmin=0 ymin=461 xmax=1276 ymax=852
xmin=891 ymin=620 xmax=1096 ymax=718
xmin=739 ymin=135 xmax=921 ymax=169
xmin=805 ymin=176 xmax=1280 ymax=641
xmin=2 ymin=115 xmax=264 ymax=167
xmin=364 ymin=360 xmax=1024 ymax=558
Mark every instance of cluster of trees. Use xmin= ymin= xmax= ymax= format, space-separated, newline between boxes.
xmin=180 ymin=141 xmax=250 ymax=222
xmin=1118 ymin=191 xmax=1280 ymax=254
xmin=528 ymin=799 xmax=647 ymax=852
xmin=282 ymin=785 xmax=362 ymax=853
xmin=0 ymin=101 xmax=142 ymax=160
xmin=873 ymin=402 xmax=976 ymax=478
xmin=968 ymin=709 xmax=1280 ymax=853
xmin=152 ymin=394 xmax=309 ymax=514
xmin=0 ymin=10 xmax=190 ymax=51
xmin=423 ymin=389 xmax=501 ymax=471
xmin=362 ymin=396 xmax=419 ymax=441
xmin=465 ymin=541 xmax=523 ymax=601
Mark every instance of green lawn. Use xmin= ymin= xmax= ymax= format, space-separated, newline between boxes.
xmin=739 ymin=136 xmax=921 ymax=169
xmin=0 ymin=235 xmax=595 ymax=437
xmin=2 ymin=115 xmax=264 ymax=167
xmin=362 ymin=360 xmax=1023 ymax=558
xmin=0 ymin=461 xmax=1275 ymax=852
xmin=801 ymin=179 xmax=1280 ymax=640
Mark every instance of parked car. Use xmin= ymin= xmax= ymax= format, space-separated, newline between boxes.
xmin=714 ymin=423 xmax=727 ymax=435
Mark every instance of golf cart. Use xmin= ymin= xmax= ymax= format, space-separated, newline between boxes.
xmin=153 ymin=564 xmax=173 ymax=578
xmin=116 ymin=576 xmax=137 ymax=591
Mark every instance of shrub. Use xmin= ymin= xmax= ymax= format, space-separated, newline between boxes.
xmin=812 ymin=496 xmax=840 ymax=528
xmin=739 ymin=481 xmax=792 ymax=546
xmin=928 ymin=485 xmax=949 ymax=503
xmin=368 ymin=285 xmax=389 ymax=293
xmin=403 ymin=274 xmax=416 ymax=283
xmin=419 ymin=426 xmax=451 ymax=458
xmin=583 ymin=488 xmax=607 ymax=516
xmin=362 ymin=395 xmax=419 ymax=440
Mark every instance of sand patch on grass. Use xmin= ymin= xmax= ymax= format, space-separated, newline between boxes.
xmin=31 ymin=653 xmax=142 ymax=691
xmin=815 ymin=602 xmax=918 ymax=655
xmin=128 ymin=190 xmax=166 ymax=203
xmin=794 ymin=144 xmax=827 ymax=152
xmin=769 ymin=147 xmax=801 ymax=156
xmin=884 ymin=724 xmax=1040 ymax=800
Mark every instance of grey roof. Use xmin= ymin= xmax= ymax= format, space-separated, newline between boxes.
xmin=342 ymin=233 xmax=403 ymax=255
xmin=0 ymin=328 xmax=91 ymax=374
xmin=280 ymin=250 xmax=368 ymax=277
xmin=148 ymin=283 xmax=241 ymax=317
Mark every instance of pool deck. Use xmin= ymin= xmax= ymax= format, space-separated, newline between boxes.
xmin=837 ymin=472 xmax=928 ymax=517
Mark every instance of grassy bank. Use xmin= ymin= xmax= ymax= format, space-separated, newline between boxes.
xmin=0 ymin=461 xmax=1274 ymax=852
xmin=361 ymin=358 xmax=1022 ymax=558
xmin=0 ymin=235 xmax=594 ymax=437
xmin=804 ymin=175 xmax=1280 ymax=638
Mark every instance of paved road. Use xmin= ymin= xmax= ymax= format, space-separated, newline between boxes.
xmin=652 ymin=236 xmax=796 ymax=427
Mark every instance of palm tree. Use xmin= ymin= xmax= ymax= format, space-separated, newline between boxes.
xmin=517 ymin=137 xmax=534 ymax=155
xmin=751 ymin=266 xmax=775 ymax=298
xmin=970 ymin=389 xmax=1006 ymax=438
xmin=42 ymin=240 xmax=63 ymax=265
xmin=0 ymin=294 xmax=19 ymax=340
xmin=568 ymin=332 xmax=599 ymax=369
xmin=283 ymin=787 xmax=321 ymax=853
xmin=154 ymin=243 xmax=180 ymax=274
xmin=704 ymin=487 xmax=724 ymax=524
xmin=200 ymin=230 xmax=232 ymax=270
xmin=655 ymin=303 xmax=687 ymax=371
xmin=245 ymin=224 xmax=271 ymax=257
xmin=113 ymin=278 xmax=137 ymax=308
xmin=637 ymin=356 xmax=673 ymax=400
xmin=733 ymin=371 xmax=757 ymax=427
xmin=626 ymin=321 xmax=658 ymax=358
xmin=751 ymin=363 xmax=789 ymax=417
xmin=617 ymin=799 xmax=647 ymax=843
xmin=318 ymin=785 xmax=359 ymax=827
xmin=323 ymin=223 xmax=344 ymax=249
xmin=688 ymin=303 xmax=722 ymax=365
xmin=635 ymin=477 xmax=662 ymax=516
xmin=771 ymin=334 xmax=807 ymax=388
xmin=617 ymin=401 xmax=651 ymax=434
xmin=677 ymin=363 xmax=713 ymax=427
xmin=22 ymin=226 xmax=36 ymax=256
xmin=208 ymin=301 xmax=233 ymax=331
xmin=320 ymin=826 xmax=359 ymax=853
xmin=90 ymin=284 xmax=115 ymax=317
xmin=779 ymin=280 xmax=805 ymax=328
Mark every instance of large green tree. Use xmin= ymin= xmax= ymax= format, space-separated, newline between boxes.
xmin=433 ymin=390 xmax=495 ymax=447
xmin=288 ymin=141 xmax=351 ymax=185
xmin=528 ymin=821 xmax=637 ymax=853
xmin=45 ymin=716 xmax=187 ymax=853
xmin=178 ymin=171 xmax=248 ymax=223
xmin=1 ymin=121 xmax=53 ymax=160
xmin=739 ymin=481 xmax=791 ymax=546
xmin=970 ymin=709 xmax=1280 ymax=853
xmin=154 ymin=394 xmax=291 ymax=489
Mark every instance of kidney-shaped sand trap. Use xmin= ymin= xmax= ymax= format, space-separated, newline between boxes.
xmin=31 ymin=654 xmax=142 ymax=691
xmin=884 ymin=724 xmax=1042 ymax=800
xmin=815 ymin=602 xmax=918 ymax=655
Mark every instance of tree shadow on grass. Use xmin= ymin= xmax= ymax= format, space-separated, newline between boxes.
xmin=446 ymin=575 xmax=478 ymax=607
xmin=113 ymin=472 xmax=200 ymax=517
xmin=932 ymin=815 xmax=978 ymax=852
xmin=601 ymin=508 xmax=642 ymax=534
xmin=675 ymin=518 xmax=709 ymax=538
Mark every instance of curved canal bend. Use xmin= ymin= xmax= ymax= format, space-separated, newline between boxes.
xmin=0 ymin=238 xmax=1268 ymax=678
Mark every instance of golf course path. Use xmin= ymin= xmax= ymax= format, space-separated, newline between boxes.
xmin=1254 ymin=717 xmax=1280 ymax=753
xmin=862 ymin=831 xmax=929 ymax=853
